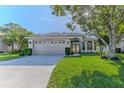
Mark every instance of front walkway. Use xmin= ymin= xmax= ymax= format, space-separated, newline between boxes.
xmin=0 ymin=55 xmax=63 ymax=88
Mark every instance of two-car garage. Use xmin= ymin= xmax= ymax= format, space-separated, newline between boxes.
xmin=33 ymin=41 xmax=68 ymax=55
xmin=28 ymin=38 xmax=70 ymax=55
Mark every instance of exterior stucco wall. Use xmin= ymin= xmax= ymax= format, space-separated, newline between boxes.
xmin=0 ymin=36 xmax=3 ymax=51
xmin=117 ymin=40 xmax=124 ymax=52
xmin=25 ymin=33 xmax=99 ymax=55
xmin=27 ymin=36 xmax=98 ymax=55
xmin=0 ymin=36 xmax=8 ymax=52
xmin=28 ymin=40 xmax=34 ymax=49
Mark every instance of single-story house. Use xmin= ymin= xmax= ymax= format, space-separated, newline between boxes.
xmin=1 ymin=31 xmax=124 ymax=55
xmin=25 ymin=32 xmax=98 ymax=55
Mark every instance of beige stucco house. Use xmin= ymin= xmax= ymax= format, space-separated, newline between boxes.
xmin=26 ymin=32 xmax=98 ymax=55
xmin=1 ymin=31 xmax=124 ymax=54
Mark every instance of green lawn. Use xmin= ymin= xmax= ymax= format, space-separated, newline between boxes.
xmin=48 ymin=54 xmax=124 ymax=88
xmin=0 ymin=53 xmax=21 ymax=61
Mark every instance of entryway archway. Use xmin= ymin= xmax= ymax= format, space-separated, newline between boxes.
xmin=70 ymin=37 xmax=81 ymax=54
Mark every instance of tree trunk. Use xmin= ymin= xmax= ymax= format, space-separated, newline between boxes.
xmin=17 ymin=39 xmax=25 ymax=52
xmin=99 ymin=45 xmax=104 ymax=55
xmin=108 ymin=29 xmax=116 ymax=58
xmin=19 ymin=42 xmax=24 ymax=51
xmin=16 ymin=42 xmax=22 ymax=52
xmin=11 ymin=42 xmax=14 ymax=53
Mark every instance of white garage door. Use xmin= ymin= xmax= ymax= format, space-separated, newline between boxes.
xmin=33 ymin=41 xmax=68 ymax=55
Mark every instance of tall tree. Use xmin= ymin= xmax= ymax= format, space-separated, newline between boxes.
xmin=3 ymin=29 xmax=18 ymax=52
xmin=52 ymin=5 xmax=124 ymax=58
xmin=2 ymin=22 xmax=33 ymax=53
xmin=98 ymin=35 xmax=109 ymax=54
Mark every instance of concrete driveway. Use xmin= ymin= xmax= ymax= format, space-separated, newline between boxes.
xmin=0 ymin=55 xmax=63 ymax=88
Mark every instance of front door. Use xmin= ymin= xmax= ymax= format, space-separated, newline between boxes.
xmin=72 ymin=44 xmax=80 ymax=54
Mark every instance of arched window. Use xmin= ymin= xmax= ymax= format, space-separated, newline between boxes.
xmin=87 ymin=41 xmax=93 ymax=50
xmin=82 ymin=42 xmax=85 ymax=50
xmin=70 ymin=37 xmax=80 ymax=43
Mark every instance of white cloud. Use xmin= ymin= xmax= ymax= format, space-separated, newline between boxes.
xmin=40 ymin=17 xmax=52 ymax=22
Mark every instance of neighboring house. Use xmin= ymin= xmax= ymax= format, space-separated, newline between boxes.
xmin=0 ymin=32 xmax=8 ymax=52
xmin=25 ymin=32 xmax=98 ymax=55
xmin=0 ymin=32 xmax=24 ymax=53
xmin=116 ymin=38 xmax=124 ymax=53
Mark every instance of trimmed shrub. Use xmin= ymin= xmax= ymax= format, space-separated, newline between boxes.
xmin=110 ymin=57 xmax=120 ymax=61
xmin=24 ymin=49 xmax=27 ymax=55
xmin=19 ymin=50 xmax=25 ymax=56
xmin=70 ymin=51 xmax=73 ymax=55
xmin=19 ymin=48 xmax=32 ymax=56
xmin=102 ymin=51 xmax=108 ymax=55
xmin=0 ymin=51 xmax=4 ymax=53
xmin=26 ymin=48 xmax=32 ymax=56
xmin=116 ymin=48 xmax=121 ymax=53
xmin=65 ymin=47 xmax=71 ymax=55
xmin=90 ymin=52 xmax=94 ymax=54
xmin=95 ymin=50 xmax=100 ymax=55
xmin=101 ymin=56 xmax=108 ymax=59
xmin=11 ymin=50 xmax=19 ymax=54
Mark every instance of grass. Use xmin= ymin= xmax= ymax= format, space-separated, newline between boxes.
xmin=48 ymin=54 xmax=124 ymax=88
xmin=0 ymin=53 xmax=21 ymax=61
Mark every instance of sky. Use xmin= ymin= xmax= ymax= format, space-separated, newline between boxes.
xmin=0 ymin=5 xmax=74 ymax=34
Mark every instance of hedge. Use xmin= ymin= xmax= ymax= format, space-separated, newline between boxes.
xmin=19 ymin=48 xmax=32 ymax=56
xmin=65 ymin=47 xmax=71 ymax=55
xmin=116 ymin=48 xmax=121 ymax=53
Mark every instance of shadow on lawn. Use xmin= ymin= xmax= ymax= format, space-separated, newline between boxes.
xmin=81 ymin=54 xmax=99 ymax=56
xmin=64 ymin=54 xmax=99 ymax=58
xmin=64 ymin=58 xmax=124 ymax=88
xmin=48 ymin=54 xmax=124 ymax=88
xmin=112 ymin=59 xmax=124 ymax=80
xmin=65 ymin=70 xmax=124 ymax=88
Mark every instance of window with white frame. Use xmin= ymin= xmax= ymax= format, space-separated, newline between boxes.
xmin=82 ymin=42 xmax=85 ymax=50
xmin=87 ymin=41 xmax=93 ymax=50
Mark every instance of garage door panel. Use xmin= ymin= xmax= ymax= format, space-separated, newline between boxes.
xmin=33 ymin=43 xmax=66 ymax=55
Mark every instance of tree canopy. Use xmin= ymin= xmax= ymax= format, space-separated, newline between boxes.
xmin=1 ymin=22 xmax=33 ymax=53
xmin=52 ymin=5 xmax=124 ymax=58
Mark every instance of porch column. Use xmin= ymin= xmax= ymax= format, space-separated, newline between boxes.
xmin=85 ymin=41 xmax=87 ymax=53
xmin=92 ymin=40 xmax=95 ymax=52
xmin=80 ymin=42 xmax=82 ymax=53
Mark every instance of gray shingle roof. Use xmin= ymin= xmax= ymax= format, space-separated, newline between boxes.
xmin=26 ymin=32 xmax=97 ymax=40
xmin=30 ymin=32 xmax=83 ymax=37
